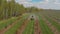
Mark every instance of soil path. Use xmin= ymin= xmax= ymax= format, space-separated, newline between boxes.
xmin=16 ymin=16 xmax=30 ymax=34
xmin=34 ymin=16 xmax=42 ymax=34
xmin=0 ymin=16 xmax=22 ymax=34
xmin=48 ymin=16 xmax=60 ymax=24
xmin=41 ymin=15 xmax=60 ymax=34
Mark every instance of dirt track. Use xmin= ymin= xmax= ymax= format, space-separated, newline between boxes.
xmin=0 ymin=17 xmax=22 ymax=34
xmin=48 ymin=16 xmax=60 ymax=24
xmin=16 ymin=16 xmax=30 ymax=34
xmin=34 ymin=16 xmax=42 ymax=34
xmin=41 ymin=15 xmax=60 ymax=34
xmin=1 ymin=15 xmax=59 ymax=34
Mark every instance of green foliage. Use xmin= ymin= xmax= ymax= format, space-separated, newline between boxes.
xmin=38 ymin=15 xmax=54 ymax=34
xmin=23 ymin=20 xmax=34 ymax=34
xmin=0 ymin=0 xmax=41 ymax=20
xmin=0 ymin=0 xmax=26 ymax=20
xmin=45 ymin=16 xmax=60 ymax=32
xmin=4 ymin=14 xmax=28 ymax=34
xmin=0 ymin=17 xmax=18 ymax=30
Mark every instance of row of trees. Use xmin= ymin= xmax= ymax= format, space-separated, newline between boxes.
xmin=0 ymin=0 xmax=40 ymax=20
xmin=0 ymin=0 xmax=26 ymax=20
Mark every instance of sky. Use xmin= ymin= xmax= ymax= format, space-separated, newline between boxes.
xmin=31 ymin=0 xmax=43 ymax=2
xmin=15 ymin=0 xmax=60 ymax=9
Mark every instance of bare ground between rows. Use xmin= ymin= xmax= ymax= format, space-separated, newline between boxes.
xmin=34 ymin=17 xmax=42 ymax=34
xmin=41 ymin=15 xmax=60 ymax=34
xmin=0 ymin=17 xmax=22 ymax=34
xmin=48 ymin=16 xmax=60 ymax=24
xmin=16 ymin=16 xmax=30 ymax=34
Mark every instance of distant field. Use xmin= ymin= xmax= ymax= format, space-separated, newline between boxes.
xmin=0 ymin=11 xmax=60 ymax=34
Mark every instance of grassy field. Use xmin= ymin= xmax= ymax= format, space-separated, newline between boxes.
xmin=0 ymin=11 xmax=60 ymax=34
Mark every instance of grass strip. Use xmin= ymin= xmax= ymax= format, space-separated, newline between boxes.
xmin=4 ymin=14 xmax=29 ymax=34
xmin=0 ymin=17 xmax=18 ymax=30
xmin=22 ymin=20 xmax=34 ymax=34
xmin=45 ymin=16 xmax=60 ymax=32
xmin=38 ymin=15 xmax=54 ymax=34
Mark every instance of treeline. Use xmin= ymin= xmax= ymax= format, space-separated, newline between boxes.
xmin=0 ymin=0 xmax=40 ymax=20
xmin=0 ymin=0 xmax=59 ymax=20
xmin=0 ymin=0 xmax=26 ymax=20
